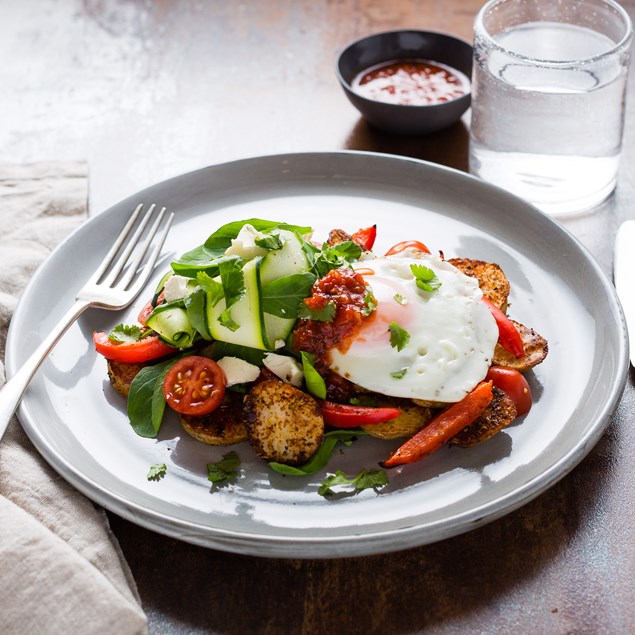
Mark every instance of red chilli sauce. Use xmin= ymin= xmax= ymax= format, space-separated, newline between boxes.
xmin=352 ymin=58 xmax=469 ymax=106
xmin=293 ymin=268 xmax=371 ymax=380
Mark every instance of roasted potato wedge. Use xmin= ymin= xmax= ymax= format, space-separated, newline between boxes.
xmin=107 ymin=359 xmax=149 ymax=397
xmin=362 ymin=397 xmax=434 ymax=439
xmin=243 ymin=379 xmax=324 ymax=465
xmin=448 ymin=258 xmax=510 ymax=311
xmin=179 ymin=391 xmax=248 ymax=446
xmin=492 ymin=320 xmax=548 ymax=371
xmin=450 ymin=386 xmax=516 ymax=447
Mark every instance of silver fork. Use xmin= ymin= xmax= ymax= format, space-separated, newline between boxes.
xmin=0 ymin=203 xmax=174 ymax=440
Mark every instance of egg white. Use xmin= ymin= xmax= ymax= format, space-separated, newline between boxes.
xmin=328 ymin=253 xmax=498 ymax=402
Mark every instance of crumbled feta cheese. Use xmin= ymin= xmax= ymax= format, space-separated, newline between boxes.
xmin=274 ymin=339 xmax=286 ymax=350
xmin=217 ymin=356 xmax=261 ymax=387
xmin=224 ymin=224 xmax=268 ymax=259
xmin=162 ymin=275 xmax=195 ymax=302
xmin=263 ymin=353 xmax=304 ymax=387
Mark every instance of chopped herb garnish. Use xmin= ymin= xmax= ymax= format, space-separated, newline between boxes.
xmin=318 ymin=469 xmax=388 ymax=497
xmin=196 ymin=271 xmax=224 ymax=306
xmin=390 ymin=368 xmax=408 ymax=379
xmin=388 ymin=321 xmax=410 ymax=351
xmin=410 ymin=263 xmax=441 ymax=292
xmin=393 ymin=293 xmax=408 ymax=306
xmin=362 ymin=291 xmax=377 ymax=317
xmin=207 ymin=451 xmax=241 ymax=483
xmin=298 ymin=300 xmax=337 ymax=322
xmin=109 ymin=324 xmax=143 ymax=343
xmin=147 ymin=463 xmax=167 ymax=481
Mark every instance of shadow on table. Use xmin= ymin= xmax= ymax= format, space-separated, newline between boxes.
xmin=342 ymin=116 xmax=470 ymax=173
xmin=109 ymin=415 xmax=620 ymax=635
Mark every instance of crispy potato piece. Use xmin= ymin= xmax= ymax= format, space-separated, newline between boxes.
xmin=179 ymin=391 xmax=248 ymax=446
xmin=243 ymin=379 xmax=324 ymax=465
xmin=326 ymin=228 xmax=354 ymax=246
xmin=492 ymin=320 xmax=548 ymax=371
xmin=448 ymin=258 xmax=510 ymax=311
xmin=106 ymin=359 xmax=150 ymax=397
xmin=362 ymin=397 xmax=434 ymax=439
xmin=450 ymin=386 xmax=516 ymax=447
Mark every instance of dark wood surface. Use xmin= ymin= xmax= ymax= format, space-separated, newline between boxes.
xmin=5 ymin=1 xmax=635 ymax=633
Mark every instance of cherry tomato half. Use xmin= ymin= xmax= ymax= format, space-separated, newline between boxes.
xmin=93 ymin=331 xmax=176 ymax=363
xmin=385 ymin=240 xmax=431 ymax=256
xmin=163 ymin=356 xmax=225 ymax=416
xmin=485 ymin=366 xmax=532 ymax=416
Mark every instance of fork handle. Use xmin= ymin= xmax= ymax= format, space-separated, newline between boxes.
xmin=0 ymin=299 xmax=91 ymax=440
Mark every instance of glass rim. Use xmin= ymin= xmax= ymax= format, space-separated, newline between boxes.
xmin=474 ymin=0 xmax=634 ymax=67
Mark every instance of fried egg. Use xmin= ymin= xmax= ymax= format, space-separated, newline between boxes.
xmin=328 ymin=252 xmax=498 ymax=402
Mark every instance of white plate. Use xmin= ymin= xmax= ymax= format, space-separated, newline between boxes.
xmin=6 ymin=152 xmax=628 ymax=558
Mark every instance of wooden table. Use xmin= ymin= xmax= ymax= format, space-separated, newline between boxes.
xmin=4 ymin=1 xmax=635 ymax=632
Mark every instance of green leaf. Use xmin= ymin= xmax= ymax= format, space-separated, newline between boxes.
xmin=268 ymin=430 xmax=362 ymax=476
xmin=184 ymin=288 xmax=212 ymax=340
xmin=388 ymin=321 xmax=410 ymax=352
xmin=108 ymin=324 xmax=142 ymax=343
xmin=312 ymin=241 xmax=362 ymax=277
xmin=255 ymin=233 xmax=284 ymax=251
xmin=208 ymin=341 xmax=266 ymax=366
xmin=410 ymin=263 xmax=441 ymax=292
xmin=207 ymin=451 xmax=241 ymax=483
xmin=362 ymin=291 xmax=377 ymax=317
xmin=318 ymin=469 xmax=388 ymax=497
xmin=393 ymin=293 xmax=408 ymax=306
xmin=300 ymin=351 xmax=326 ymax=399
xmin=219 ymin=307 xmax=240 ymax=331
xmin=147 ymin=463 xmax=167 ymax=481
xmin=196 ymin=271 xmax=224 ymax=306
xmin=349 ymin=394 xmax=379 ymax=407
xmin=390 ymin=368 xmax=408 ymax=379
xmin=128 ymin=357 xmax=180 ymax=437
xmin=297 ymin=300 xmax=336 ymax=322
xmin=260 ymin=272 xmax=317 ymax=318
xmin=218 ymin=257 xmax=245 ymax=310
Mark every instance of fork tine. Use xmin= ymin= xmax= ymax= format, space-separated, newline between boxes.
xmin=125 ymin=210 xmax=175 ymax=297
xmin=118 ymin=206 xmax=168 ymax=289
xmin=102 ymin=203 xmax=157 ymax=286
xmin=91 ymin=203 xmax=144 ymax=283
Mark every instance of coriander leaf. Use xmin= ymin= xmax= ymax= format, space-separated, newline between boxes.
xmin=311 ymin=241 xmax=362 ymax=277
xmin=108 ymin=324 xmax=142 ymax=343
xmin=390 ymin=367 xmax=408 ymax=379
xmin=196 ymin=271 xmax=224 ymax=306
xmin=218 ymin=257 xmax=245 ymax=310
xmin=184 ymin=288 xmax=212 ymax=340
xmin=318 ymin=469 xmax=388 ymax=497
xmin=260 ymin=272 xmax=317 ymax=318
xmin=393 ymin=293 xmax=408 ymax=305
xmin=147 ymin=463 xmax=167 ymax=481
xmin=219 ymin=307 xmax=240 ymax=331
xmin=128 ymin=357 xmax=180 ymax=437
xmin=410 ymin=263 xmax=441 ymax=292
xmin=300 ymin=351 xmax=326 ymax=399
xmin=268 ymin=430 xmax=363 ymax=476
xmin=362 ymin=291 xmax=377 ymax=317
xmin=297 ymin=300 xmax=336 ymax=322
xmin=388 ymin=321 xmax=410 ymax=352
xmin=207 ymin=451 xmax=241 ymax=483
xmin=255 ymin=233 xmax=284 ymax=251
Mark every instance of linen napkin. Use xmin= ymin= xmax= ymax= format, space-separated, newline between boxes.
xmin=0 ymin=163 xmax=147 ymax=634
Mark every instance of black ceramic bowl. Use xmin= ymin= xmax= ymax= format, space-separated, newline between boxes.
xmin=336 ymin=30 xmax=473 ymax=135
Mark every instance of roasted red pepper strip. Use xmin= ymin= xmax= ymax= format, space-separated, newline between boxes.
xmin=321 ymin=401 xmax=400 ymax=427
xmin=481 ymin=298 xmax=525 ymax=358
xmin=381 ymin=381 xmax=494 ymax=467
xmin=351 ymin=225 xmax=377 ymax=251
xmin=93 ymin=331 xmax=177 ymax=363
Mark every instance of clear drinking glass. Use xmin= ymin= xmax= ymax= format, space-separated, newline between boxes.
xmin=469 ymin=0 xmax=633 ymax=217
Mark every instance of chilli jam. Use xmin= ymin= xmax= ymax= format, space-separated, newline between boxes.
xmin=352 ymin=59 xmax=469 ymax=106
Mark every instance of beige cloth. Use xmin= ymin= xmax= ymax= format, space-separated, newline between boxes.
xmin=0 ymin=163 xmax=147 ymax=634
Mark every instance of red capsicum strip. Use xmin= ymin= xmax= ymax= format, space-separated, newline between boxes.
xmin=481 ymin=298 xmax=525 ymax=358
xmin=381 ymin=381 xmax=494 ymax=468
xmin=321 ymin=401 xmax=400 ymax=428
